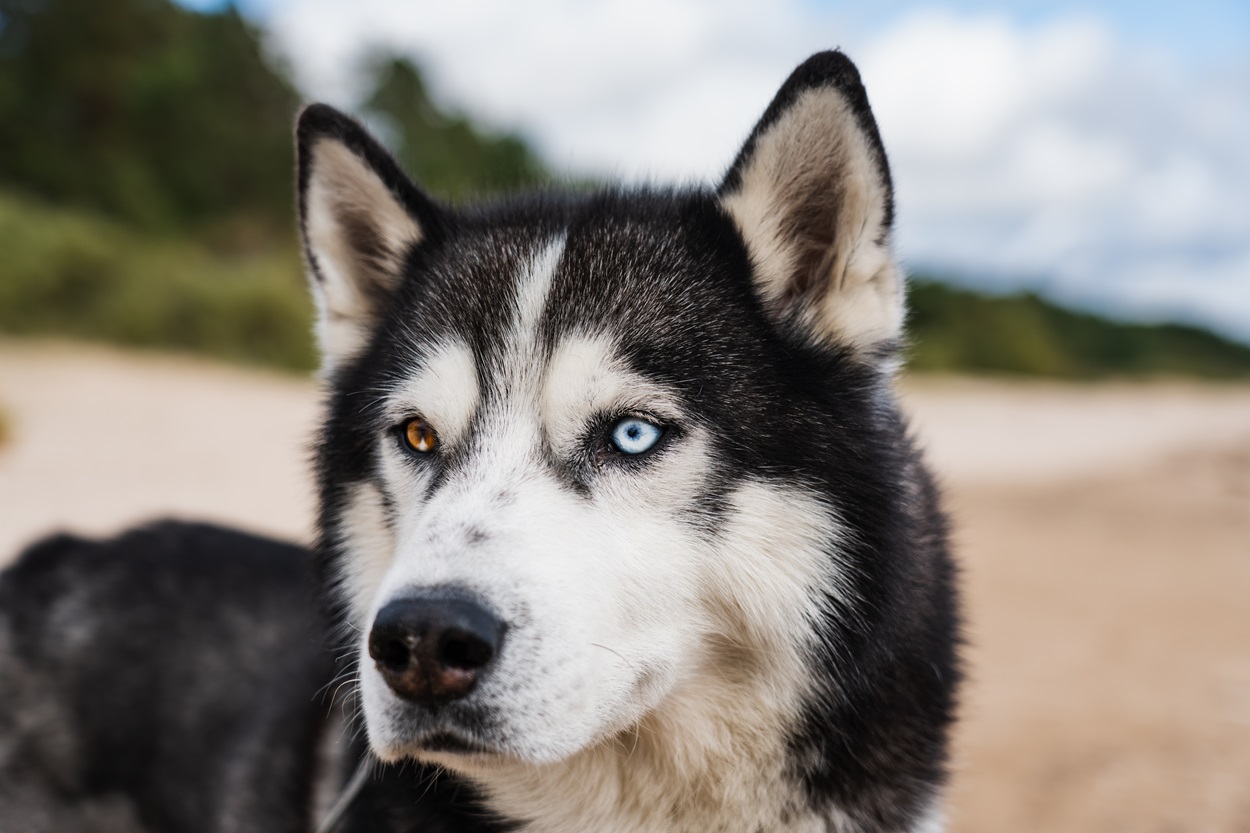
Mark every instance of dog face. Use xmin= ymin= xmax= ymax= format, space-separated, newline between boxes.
xmin=298 ymin=52 xmax=903 ymax=771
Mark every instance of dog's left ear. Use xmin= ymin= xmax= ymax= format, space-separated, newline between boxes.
xmin=719 ymin=51 xmax=902 ymax=357
xmin=296 ymin=104 xmax=442 ymax=373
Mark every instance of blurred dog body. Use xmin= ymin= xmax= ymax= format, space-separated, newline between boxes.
xmin=0 ymin=51 xmax=958 ymax=833
xmin=0 ymin=524 xmax=338 ymax=833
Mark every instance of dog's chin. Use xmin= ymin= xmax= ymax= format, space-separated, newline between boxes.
xmin=362 ymin=670 xmax=659 ymax=770
xmin=371 ymin=726 xmax=505 ymax=766
xmin=408 ymin=735 xmax=516 ymax=774
xmin=365 ymin=703 xmax=559 ymax=768
xmin=369 ymin=709 xmax=606 ymax=772
xmin=407 ymin=730 xmax=509 ymax=769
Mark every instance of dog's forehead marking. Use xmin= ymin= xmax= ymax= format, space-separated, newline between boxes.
xmin=501 ymin=234 xmax=566 ymax=392
xmin=457 ymin=233 xmax=569 ymax=458
xmin=385 ymin=338 xmax=479 ymax=448
xmin=542 ymin=334 xmax=620 ymax=427
xmin=384 ymin=234 xmax=565 ymax=449
xmin=542 ymin=333 xmax=685 ymax=456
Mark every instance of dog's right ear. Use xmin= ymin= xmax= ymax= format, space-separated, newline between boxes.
xmin=296 ymin=104 xmax=440 ymax=371
xmin=718 ymin=51 xmax=902 ymax=360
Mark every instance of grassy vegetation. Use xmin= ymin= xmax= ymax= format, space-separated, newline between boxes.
xmin=363 ymin=56 xmax=549 ymax=202
xmin=0 ymin=191 xmax=316 ymax=371
xmin=908 ymin=279 xmax=1250 ymax=379
xmin=0 ymin=0 xmax=298 ymax=234
xmin=0 ymin=1 xmax=554 ymax=373
xmin=5 ymin=186 xmax=1250 ymax=380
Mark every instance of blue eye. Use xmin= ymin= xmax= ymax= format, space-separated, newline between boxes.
xmin=610 ymin=417 xmax=663 ymax=455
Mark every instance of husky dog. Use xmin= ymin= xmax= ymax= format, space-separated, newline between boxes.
xmin=300 ymin=48 xmax=958 ymax=831
xmin=0 ymin=50 xmax=958 ymax=832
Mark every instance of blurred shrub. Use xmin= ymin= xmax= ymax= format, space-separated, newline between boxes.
xmin=907 ymin=279 xmax=1250 ymax=378
xmin=362 ymin=56 xmax=550 ymax=202
xmin=0 ymin=0 xmax=298 ymax=235
xmin=0 ymin=191 xmax=316 ymax=370
xmin=0 ymin=0 xmax=563 ymax=373
xmin=0 ymin=1 xmax=551 ymax=230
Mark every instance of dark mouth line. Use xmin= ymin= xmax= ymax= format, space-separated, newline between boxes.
xmin=414 ymin=729 xmax=497 ymax=756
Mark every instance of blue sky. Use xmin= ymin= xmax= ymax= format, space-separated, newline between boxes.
xmin=175 ymin=0 xmax=1250 ymax=341
xmin=186 ymin=0 xmax=1250 ymax=67
xmin=828 ymin=0 xmax=1250 ymax=60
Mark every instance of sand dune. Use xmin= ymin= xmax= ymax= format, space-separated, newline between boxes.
xmin=0 ymin=341 xmax=320 ymax=557
xmin=2 ymin=341 xmax=1248 ymax=831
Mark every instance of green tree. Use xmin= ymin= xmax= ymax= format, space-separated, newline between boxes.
xmin=906 ymin=278 xmax=1250 ymax=378
xmin=0 ymin=0 xmax=299 ymax=235
xmin=361 ymin=55 xmax=547 ymax=201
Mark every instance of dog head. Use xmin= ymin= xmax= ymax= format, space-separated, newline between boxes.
xmin=298 ymin=51 xmax=903 ymax=770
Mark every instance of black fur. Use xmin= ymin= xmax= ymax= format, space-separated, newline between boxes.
xmin=0 ymin=523 xmax=331 ymax=833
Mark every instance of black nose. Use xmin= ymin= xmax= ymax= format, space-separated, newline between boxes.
xmin=367 ymin=591 xmax=504 ymax=709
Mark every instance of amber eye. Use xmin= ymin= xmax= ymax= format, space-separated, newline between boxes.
xmin=402 ymin=418 xmax=438 ymax=454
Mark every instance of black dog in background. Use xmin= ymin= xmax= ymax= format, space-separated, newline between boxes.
xmin=0 ymin=523 xmax=491 ymax=833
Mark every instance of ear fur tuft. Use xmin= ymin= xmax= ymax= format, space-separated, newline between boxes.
xmin=296 ymin=104 xmax=440 ymax=371
xmin=719 ymin=51 xmax=903 ymax=357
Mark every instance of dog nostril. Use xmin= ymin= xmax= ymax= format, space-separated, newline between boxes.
xmin=439 ymin=629 xmax=494 ymax=671
xmin=369 ymin=631 xmax=413 ymax=673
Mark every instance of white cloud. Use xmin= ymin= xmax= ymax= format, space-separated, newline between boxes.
xmin=860 ymin=10 xmax=1250 ymax=339
xmin=261 ymin=1 xmax=1250 ymax=341
xmin=264 ymin=0 xmax=850 ymax=181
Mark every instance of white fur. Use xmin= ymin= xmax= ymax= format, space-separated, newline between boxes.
xmin=475 ymin=481 xmax=847 ymax=833
xmin=384 ymin=338 xmax=480 ymax=450
xmin=335 ymin=481 xmax=398 ymax=626
xmin=910 ymin=802 xmax=947 ymax=833
xmin=508 ymin=237 xmax=564 ymax=361
xmin=542 ymin=333 xmax=685 ymax=458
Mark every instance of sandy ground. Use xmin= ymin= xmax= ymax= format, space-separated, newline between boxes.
xmin=2 ymin=340 xmax=1249 ymax=830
